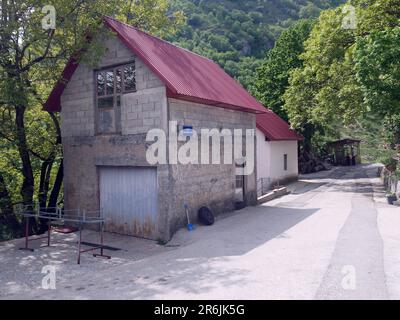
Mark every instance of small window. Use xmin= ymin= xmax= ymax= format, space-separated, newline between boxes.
xmin=124 ymin=64 xmax=136 ymax=92
xmin=95 ymin=62 xmax=136 ymax=110
xmin=284 ymin=154 xmax=288 ymax=171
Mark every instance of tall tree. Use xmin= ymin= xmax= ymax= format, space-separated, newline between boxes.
xmin=354 ymin=27 xmax=400 ymax=118
xmin=283 ymin=0 xmax=400 ymax=155
xmin=0 ymin=0 xmax=184 ymax=237
xmin=252 ymin=19 xmax=314 ymax=121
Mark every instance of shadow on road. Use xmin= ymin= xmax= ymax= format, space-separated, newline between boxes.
xmin=80 ymin=205 xmax=321 ymax=299
xmin=170 ymin=205 xmax=320 ymax=258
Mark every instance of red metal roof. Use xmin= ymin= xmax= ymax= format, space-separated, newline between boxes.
xmin=256 ymin=110 xmax=303 ymax=141
xmin=44 ymin=17 xmax=266 ymax=114
xmin=44 ymin=55 xmax=81 ymax=113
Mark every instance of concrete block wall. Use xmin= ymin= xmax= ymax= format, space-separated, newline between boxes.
xmin=60 ymin=32 xmax=170 ymax=240
xmin=167 ymin=98 xmax=257 ymax=237
xmin=62 ymin=135 xmax=172 ymax=240
xmin=169 ymin=99 xmax=255 ymax=130
xmin=60 ymin=31 xmax=166 ymax=138
xmin=59 ymin=31 xmax=259 ymax=241
xmin=61 ymin=33 xmax=135 ymax=137
xmin=120 ymin=52 xmax=166 ymax=134
xmin=122 ymin=86 xmax=167 ymax=135
xmin=60 ymin=64 xmax=95 ymax=137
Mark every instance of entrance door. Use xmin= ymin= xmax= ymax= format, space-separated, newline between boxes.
xmin=99 ymin=167 xmax=158 ymax=239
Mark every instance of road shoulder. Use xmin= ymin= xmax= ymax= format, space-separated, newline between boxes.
xmin=366 ymin=164 xmax=400 ymax=300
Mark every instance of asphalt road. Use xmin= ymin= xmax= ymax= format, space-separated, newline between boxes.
xmin=1 ymin=164 xmax=399 ymax=299
xmin=315 ymin=167 xmax=388 ymax=299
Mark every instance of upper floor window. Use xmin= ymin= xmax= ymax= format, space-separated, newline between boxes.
xmin=96 ymin=62 xmax=136 ymax=109
xmin=95 ymin=62 xmax=136 ymax=134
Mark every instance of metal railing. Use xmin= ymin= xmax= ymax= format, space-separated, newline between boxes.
xmin=14 ymin=203 xmax=110 ymax=264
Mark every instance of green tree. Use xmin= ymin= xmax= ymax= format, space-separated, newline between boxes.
xmin=252 ymin=19 xmax=314 ymax=120
xmin=284 ymin=0 xmax=400 ymax=155
xmin=0 ymin=0 xmax=184 ymax=238
xmin=354 ymin=27 xmax=400 ymax=118
xmin=284 ymin=7 xmax=361 ymax=127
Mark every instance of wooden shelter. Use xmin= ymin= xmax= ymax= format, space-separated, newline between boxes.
xmin=328 ymin=139 xmax=361 ymax=166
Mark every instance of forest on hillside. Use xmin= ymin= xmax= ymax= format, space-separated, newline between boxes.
xmin=167 ymin=0 xmax=345 ymax=87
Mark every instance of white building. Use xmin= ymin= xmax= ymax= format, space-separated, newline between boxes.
xmin=256 ymin=110 xmax=303 ymax=194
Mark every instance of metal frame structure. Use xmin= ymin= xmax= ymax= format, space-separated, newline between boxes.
xmin=16 ymin=205 xmax=111 ymax=264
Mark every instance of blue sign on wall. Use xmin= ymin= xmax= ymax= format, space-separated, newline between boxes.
xmin=182 ymin=125 xmax=193 ymax=137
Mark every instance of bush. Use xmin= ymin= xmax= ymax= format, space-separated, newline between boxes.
xmin=378 ymin=152 xmax=398 ymax=172
xmin=0 ymin=222 xmax=14 ymax=241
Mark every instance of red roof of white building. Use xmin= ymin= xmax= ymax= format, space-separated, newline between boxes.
xmin=256 ymin=110 xmax=303 ymax=141
xmin=44 ymin=17 xmax=266 ymax=114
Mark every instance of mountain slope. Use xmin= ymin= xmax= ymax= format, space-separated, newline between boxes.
xmin=167 ymin=0 xmax=345 ymax=87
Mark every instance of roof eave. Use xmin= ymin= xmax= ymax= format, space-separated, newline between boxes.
xmin=43 ymin=52 xmax=84 ymax=112
xmin=168 ymin=92 xmax=267 ymax=114
xmin=256 ymin=123 xmax=303 ymax=141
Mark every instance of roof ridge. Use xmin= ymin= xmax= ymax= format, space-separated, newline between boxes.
xmin=103 ymin=16 xmax=214 ymax=62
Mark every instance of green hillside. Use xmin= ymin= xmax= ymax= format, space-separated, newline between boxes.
xmin=167 ymin=0 xmax=345 ymax=87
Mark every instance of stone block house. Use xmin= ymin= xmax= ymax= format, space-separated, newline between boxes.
xmin=44 ymin=17 xmax=266 ymax=241
xmin=256 ymin=111 xmax=303 ymax=194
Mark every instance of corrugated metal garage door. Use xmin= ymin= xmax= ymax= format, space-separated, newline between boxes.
xmin=99 ymin=167 xmax=158 ymax=239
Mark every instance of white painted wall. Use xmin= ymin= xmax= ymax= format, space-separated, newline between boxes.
xmin=268 ymin=140 xmax=299 ymax=181
xmin=256 ymin=128 xmax=299 ymax=190
xmin=256 ymin=128 xmax=271 ymax=181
